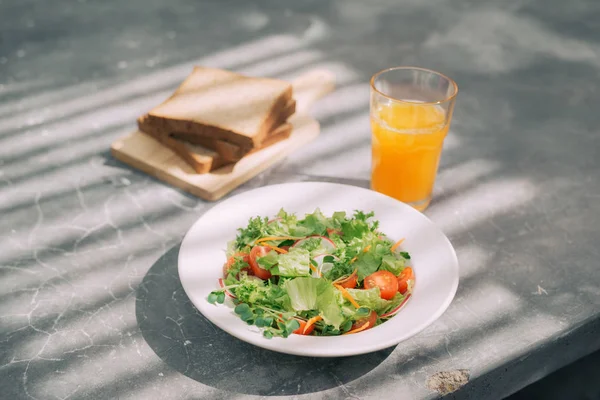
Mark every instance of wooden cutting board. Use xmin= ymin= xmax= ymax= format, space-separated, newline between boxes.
xmin=111 ymin=69 xmax=335 ymax=201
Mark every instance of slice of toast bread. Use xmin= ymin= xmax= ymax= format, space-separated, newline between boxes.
xmin=144 ymin=66 xmax=293 ymax=151
xmin=139 ymin=126 xmax=223 ymax=174
xmin=140 ymin=122 xmax=293 ymax=174
xmin=167 ymin=99 xmax=296 ymax=161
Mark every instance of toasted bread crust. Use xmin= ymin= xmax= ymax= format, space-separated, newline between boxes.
xmin=138 ymin=118 xmax=293 ymax=174
xmin=146 ymin=66 xmax=293 ymax=151
xmin=168 ymin=99 xmax=296 ymax=160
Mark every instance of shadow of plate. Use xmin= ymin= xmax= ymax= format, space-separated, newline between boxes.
xmin=135 ymin=243 xmax=394 ymax=396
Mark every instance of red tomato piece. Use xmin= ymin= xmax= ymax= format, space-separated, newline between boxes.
xmin=337 ymin=273 xmax=358 ymax=289
xmin=397 ymin=267 xmax=414 ymax=294
xmin=222 ymin=253 xmax=250 ymax=277
xmin=249 ymin=246 xmax=273 ymax=280
xmin=350 ymin=310 xmax=377 ymax=331
xmin=364 ymin=270 xmax=399 ymax=300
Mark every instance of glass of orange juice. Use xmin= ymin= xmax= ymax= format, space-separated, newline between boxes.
xmin=370 ymin=67 xmax=458 ymax=211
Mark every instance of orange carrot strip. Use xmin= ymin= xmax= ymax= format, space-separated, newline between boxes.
xmin=264 ymin=244 xmax=288 ymax=254
xmin=350 ymin=256 xmax=357 ymax=263
xmin=363 ymin=245 xmax=371 ymax=253
xmin=335 ymin=284 xmax=360 ymax=308
xmin=256 ymin=236 xmax=297 ymax=243
xmin=343 ymin=321 xmax=371 ymax=335
xmin=303 ymin=315 xmax=323 ymax=334
xmin=391 ymin=238 xmax=405 ymax=252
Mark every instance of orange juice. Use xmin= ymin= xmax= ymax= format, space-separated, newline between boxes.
xmin=371 ymin=101 xmax=448 ymax=210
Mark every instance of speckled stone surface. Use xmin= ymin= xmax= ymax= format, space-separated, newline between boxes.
xmin=1 ymin=0 xmax=600 ymax=399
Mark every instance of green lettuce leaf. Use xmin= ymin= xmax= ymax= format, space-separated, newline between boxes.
xmin=298 ymin=208 xmax=329 ymax=236
xmin=340 ymin=210 xmax=375 ymax=240
xmin=294 ymin=237 xmax=322 ymax=254
xmin=353 ymin=252 xmax=380 ymax=281
xmin=266 ymin=209 xmax=317 ymax=238
xmin=284 ymin=277 xmax=344 ymax=328
xmin=315 ymin=281 xmax=344 ymax=328
xmin=331 ymin=211 xmax=347 ymax=228
xmin=346 ymin=287 xmax=391 ymax=314
xmin=284 ymin=277 xmax=319 ymax=310
xmin=266 ymin=209 xmax=298 ymax=237
xmin=295 ymin=237 xmax=334 ymax=257
xmin=275 ymin=247 xmax=311 ymax=277
xmin=277 ymin=208 xmax=297 ymax=224
xmin=257 ymin=250 xmax=279 ymax=270
xmin=379 ymin=254 xmax=406 ymax=275
xmin=381 ymin=292 xmax=407 ymax=315
xmin=373 ymin=241 xmax=393 ymax=258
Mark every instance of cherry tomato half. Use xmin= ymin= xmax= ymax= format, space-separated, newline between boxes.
xmin=249 ymin=246 xmax=273 ymax=280
xmin=397 ymin=267 xmax=414 ymax=294
xmin=336 ymin=273 xmax=358 ymax=289
xmin=222 ymin=253 xmax=250 ymax=277
xmin=364 ymin=270 xmax=398 ymax=300
xmin=350 ymin=310 xmax=377 ymax=331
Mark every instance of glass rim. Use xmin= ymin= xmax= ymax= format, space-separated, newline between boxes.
xmin=370 ymin=66 xmax=459 ymax=105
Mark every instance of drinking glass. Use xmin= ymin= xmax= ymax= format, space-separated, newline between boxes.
xmin=370 ymin=67 xmax=458 ymax=211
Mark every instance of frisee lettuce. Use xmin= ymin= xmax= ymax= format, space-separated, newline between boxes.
xmin=235 ymin=216 xmax=269 ymax=250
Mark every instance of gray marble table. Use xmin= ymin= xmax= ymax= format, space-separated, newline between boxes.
xmin=2 ymin=0 xmax=600 ymax=399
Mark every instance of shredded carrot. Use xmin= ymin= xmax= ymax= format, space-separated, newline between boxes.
xmin=264 ymin=244 xmax=288 ymax=254
xmin=335 ymin=284 xmax=360 ymax=308
xmin=309 ymin=263 xmax=322 ymax=277
xmin=303 ymin=315 xmax=323 ymax=334
xmin=350 ymin=256 xmax=357 ymax=263
xmin=391 ymin=238 xmax=405 ymax=252
xmin=343 ymin=321 xmax=371 ymax=335
xmin=255 ymin=236 xmax=297 ymax=244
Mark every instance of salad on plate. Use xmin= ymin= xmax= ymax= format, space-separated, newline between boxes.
xmin=207 ymin=208 xmax=415 ymax=338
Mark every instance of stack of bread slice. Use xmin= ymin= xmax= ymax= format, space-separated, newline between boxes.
xmin=137 ymin=66 xmax=296 ymax=173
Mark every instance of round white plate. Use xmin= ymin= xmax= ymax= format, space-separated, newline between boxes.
xmin=178 ymin=182 xmax=459 ymax=357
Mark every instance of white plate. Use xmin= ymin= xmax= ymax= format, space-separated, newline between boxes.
xmin=178 ymin=182 xmax=459 ymax=357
